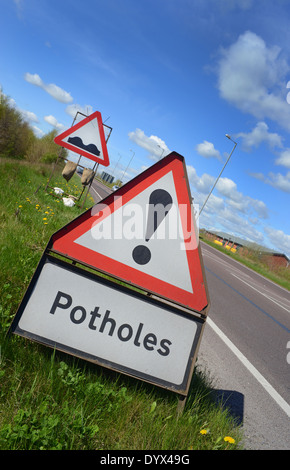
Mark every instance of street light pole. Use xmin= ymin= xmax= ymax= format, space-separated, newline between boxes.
xmin=198 ymin=134 xmax=237 ymax=218
xmin=111 ymin=153 xmax=122 ymax=178
xmin=120 ymin=149 xmax=135 ymax=185
xmin=157 ymin=145 xmax=165 ymax=160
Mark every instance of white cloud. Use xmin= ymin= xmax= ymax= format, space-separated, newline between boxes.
xmin=4 ymin=93 xmax=39 ymax=124
xmin=13 ymin=0 xmax=23 ymax=17
xmin=217 ymin=31 xmax=290 ymax=130
xmin=248 ymin=172 xmax=264 ymax=181
xmin=216 ymin=176 xmax=241 ymax=201
xmin=248 ymin=198 xmax=269 ymax=219
xmin=44 ymin=115 xmax=65 ymax=130
xmin=215 ymin=176 xmax=269 ymax=218
xmin=235 ymin=121 xmax=283 ymax=150
xmin=186 ymin=165 xmax=215 ymax=194
xmin=275 ymin=148 xmax=290 ymax=168
xmin=195 ymin=140 xmax=222 ymax=160
xmin=200 ymin=200 xmax=265 ymax=245
xmin=128 ymin=128 xmax=170 ymax=160
xmin=24 ymin=72 xmax=73 ymax=103
xmin=187 ymin=164 xmax=269 ymax=224
xmin=251 ymin=167 xmax=290 ymax=193
xmin=188 ymin=162 xmax=270 ymax=247
xmin=265 ymin=171 xmax=290 ymax=193
xmin=204 ymin=193 xmax=225 ymax=213
xmin=25 ymin=73 xmax=42 ymax=87
xmin=20 ymin=109 xmax=39 ymax=123
xmin=32 ymin=125 xmax=45 ymax=137
xmin=218 ymin=0 xmax=253 ymax=11
xmin=264 ymin=226 xmax=290 ymax=257
xmin=66 ymin=104 xmax=93 ymax=119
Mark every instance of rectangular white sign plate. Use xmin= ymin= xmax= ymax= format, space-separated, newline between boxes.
xmin=10 ymin=256 xmax=204 ymax=393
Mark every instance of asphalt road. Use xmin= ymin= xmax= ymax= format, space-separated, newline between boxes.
xmin=90 ymin=178 xmax=114 ymax=203
xmin=89 ymin=179 xmax=290 ymax=449
xmin=198 ymin=242 xmax=290 ymax=450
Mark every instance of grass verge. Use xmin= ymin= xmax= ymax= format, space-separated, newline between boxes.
xmin=0 ymin=158 xmax=243 ymax=450
xmin=200 ymin=235 xmax=290 ymax=291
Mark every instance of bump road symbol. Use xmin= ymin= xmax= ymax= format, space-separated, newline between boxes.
xmin=132 ymin=189 xmax=173 ymax=265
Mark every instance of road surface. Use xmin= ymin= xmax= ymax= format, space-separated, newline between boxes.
xmin=198 ymin=242 xmax=290 ymax=450
xmin=89 ymin=179 xmax=290 ymax=450
xmin=90 ymin=177 xmax=113 ymax=203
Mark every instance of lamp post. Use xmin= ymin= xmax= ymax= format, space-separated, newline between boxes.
xmin=157 ymin=145 xmax=165 ymax=160
xmin=111 ymin=153 xmax=122 ymax=178
xmin=198 ymin=134 xmax=237 ymax=218
xmin=120 ymin=149 xmax=135 ymax=185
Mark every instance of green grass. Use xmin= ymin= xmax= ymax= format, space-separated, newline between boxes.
xmin=0 ymin=158 xmax=243 ymax=450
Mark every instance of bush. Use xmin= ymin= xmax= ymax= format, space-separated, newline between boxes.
xmin=0 ymin=89 xmax=67 ymax=163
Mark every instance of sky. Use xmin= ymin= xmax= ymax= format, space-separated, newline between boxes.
xmin=1 ymin=0 xmax=290 ymax=258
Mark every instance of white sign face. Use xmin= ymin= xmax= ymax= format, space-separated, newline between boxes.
xmin=51 ymin=152 xmax=209 ymax=313
xmin=75 ymin=171 xmax=193 ymax=293
xmin=62 ymin=116 xmax=103 ymax=159
xmin=12 ymin=258 xmax=203 ymax=391
xmin=54 ymin=111 xmax=109 ymax=165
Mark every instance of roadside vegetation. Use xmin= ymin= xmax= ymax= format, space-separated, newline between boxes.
xmin=0 ymin=89 xmax=67 ymax=164
xmin=199 ymin=231 xmax=290 ymax=291
xmin=0 ymin=157 xmax=243 ymax=450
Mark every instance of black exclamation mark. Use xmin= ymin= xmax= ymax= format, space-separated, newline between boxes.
xmin=132 ymin=189 xmax=173 ymax=265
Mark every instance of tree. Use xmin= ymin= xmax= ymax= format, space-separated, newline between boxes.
xmin=0 ymin=91 xmax=36 ymax=159
xmin=0 ymin=89 xmax=67 ymax=163
xmin=26 ymin=129 xmax=67 ymax=163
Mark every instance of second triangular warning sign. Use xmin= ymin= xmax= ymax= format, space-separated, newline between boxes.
xmin=54 ymin=111 xmax=109 ymax=166
xmin=50 ymin=152 xmax=209 ymax=313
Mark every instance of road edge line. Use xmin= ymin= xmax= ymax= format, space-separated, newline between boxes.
xmin=207 ymin=317 xmax=290 ymax=418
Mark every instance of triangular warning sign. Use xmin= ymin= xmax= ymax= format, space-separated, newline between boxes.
xmin=50 ymin=152 xmax=209 ymax=313
xmin=54 ymin=111 xmax=109 ymax=166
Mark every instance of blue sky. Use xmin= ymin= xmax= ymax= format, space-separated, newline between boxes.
xmin=1 ymin=0 xmax=290 ymax=257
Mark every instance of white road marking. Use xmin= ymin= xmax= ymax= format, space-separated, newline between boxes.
xmin=90 ymin=185 xmax=103 ymax=201
xmin=202 ymin=247 xmax=252 ymax=278
xmin=201 ymin=241 xmax=290 ymax=295
xmin=207 ymin=317 xmax=290 ymax=418
xmin=231 ymin=273 xmax=290 ymax=313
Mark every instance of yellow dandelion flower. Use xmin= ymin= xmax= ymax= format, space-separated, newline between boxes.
xmin=200 ymin=429 xmax=208 ymax=435
xmin=45 ymin=211 xmax=49 ymax=214
xmin=18 ymin=205 xmax=22 ymax=208
xmin=43 ymin=217 xmax=47 ymax=220
xmin=224 ymin=436 xmax=235 ymax=444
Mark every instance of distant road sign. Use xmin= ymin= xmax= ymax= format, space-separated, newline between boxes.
xmin=54 ymin=111 xmax=109 ymax=166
